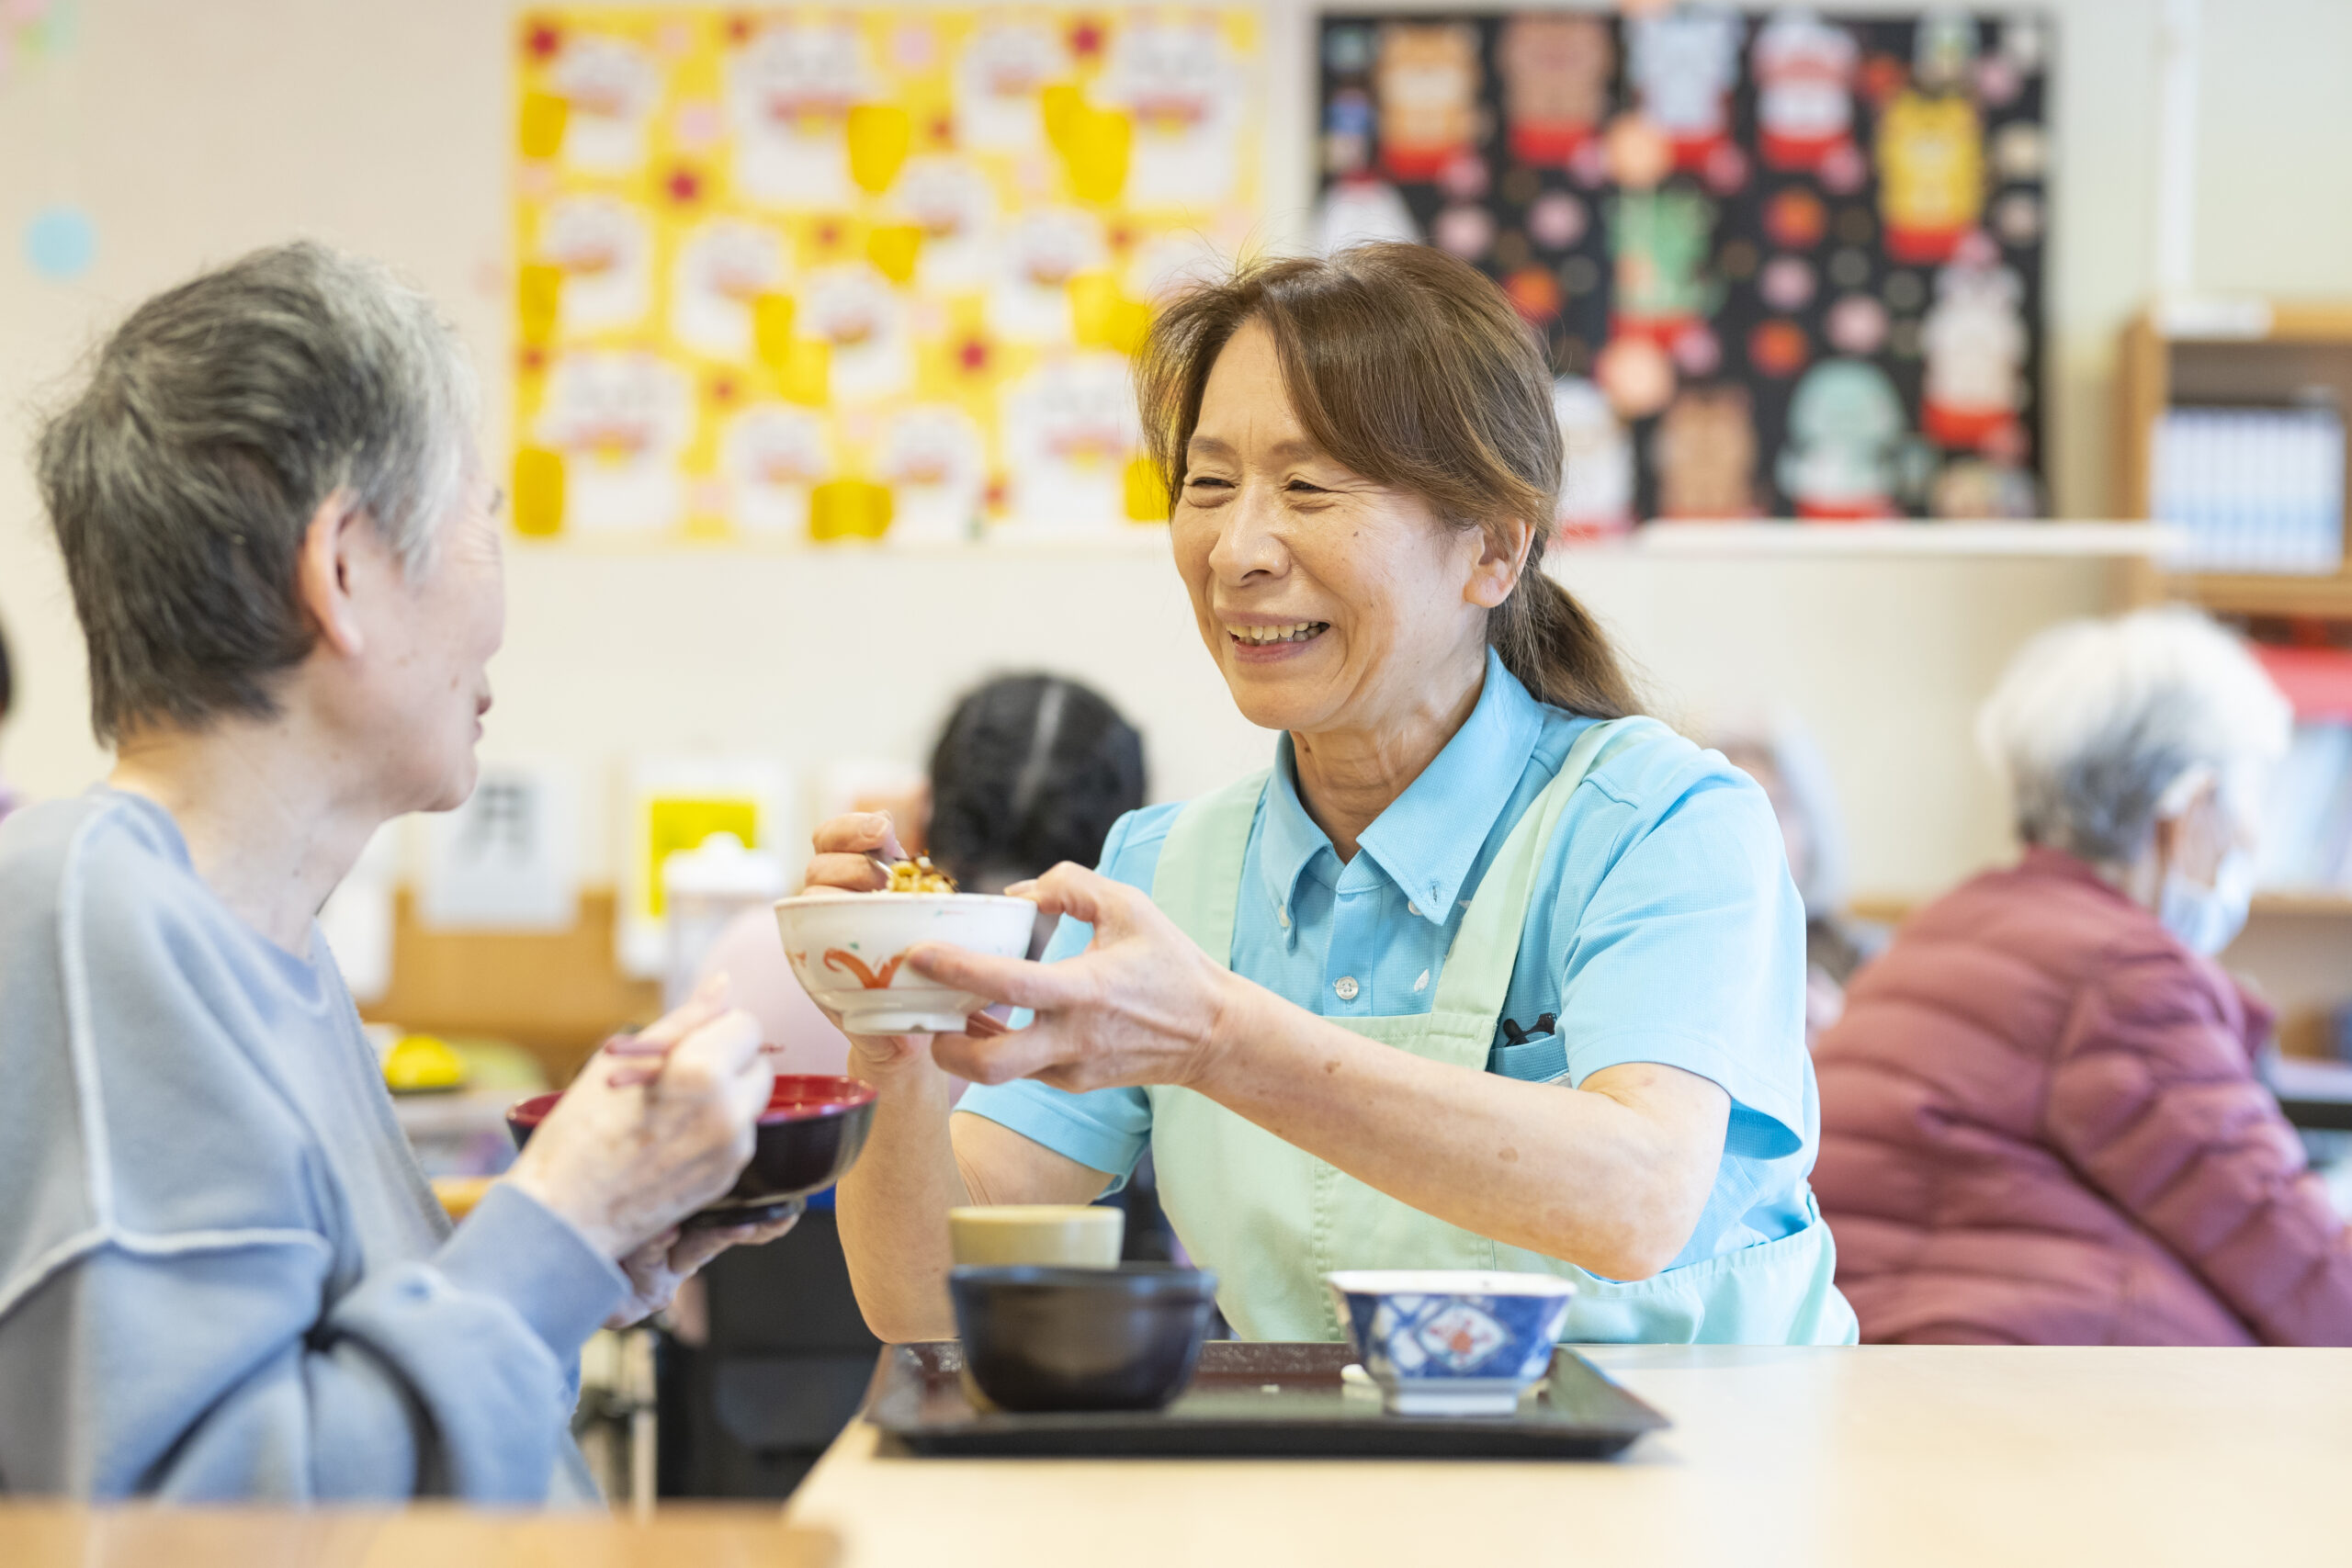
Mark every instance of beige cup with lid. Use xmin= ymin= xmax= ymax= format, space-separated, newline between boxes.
xmin=948 ymin=1204 xmax=1125 ymax=1268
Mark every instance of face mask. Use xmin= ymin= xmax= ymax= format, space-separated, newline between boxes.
xmin=2158 ymin=846 xmax=2255 ymax=956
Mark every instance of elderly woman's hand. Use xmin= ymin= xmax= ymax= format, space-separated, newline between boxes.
xmin=602 ymin=1211 xmax=801 ymax=1330
xmin=906 ymin=863 xmax=1238 ymax=1092
xmin=504 ymin=976 xmax=774 ymax=1261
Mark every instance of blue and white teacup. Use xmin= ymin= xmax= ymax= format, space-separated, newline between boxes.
xmin=1325 ymin=1270 xmax=1578 ymax=1416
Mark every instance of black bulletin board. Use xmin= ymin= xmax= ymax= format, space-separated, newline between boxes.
xmin=1316 ymin=10 xmax=2050 ymax=527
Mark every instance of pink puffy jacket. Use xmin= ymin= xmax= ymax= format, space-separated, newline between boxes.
xmin=1815 ymin=846 xmax=2352 ymax=1346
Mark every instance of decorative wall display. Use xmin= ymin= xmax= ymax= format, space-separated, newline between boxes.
xmin=1317 ymin=8 xmax=2048 ymax=529
xmin=8 ymin=1 xmax=92 ymax=287
xmin=513 ymin=7 xmax=1262 ymax=545
xmin=0 ymin=0 xmax=75 ymax=87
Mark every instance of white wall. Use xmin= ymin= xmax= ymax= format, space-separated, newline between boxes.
xmin=0 ymin=1 xmax=2337 ymax=898
xmin=2195 ymin=0 xmax=2352 ymax=299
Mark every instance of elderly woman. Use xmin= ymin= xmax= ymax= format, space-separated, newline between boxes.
xmin=1815 ymin=607 xmax=2352 ymax=1345
xmin=808 ymin=244 xmax=1856 ymax=1347
xmin=0 ymin=243 xmax=785 ymax=1502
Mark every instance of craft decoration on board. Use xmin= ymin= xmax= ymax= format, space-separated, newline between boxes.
xmin=23 ymin=203 xmax=95 ymax=280
xmin=8 ymin=1 xmax=92 ymax=286
xmin=513 ymin=7 xmax=1263 ymax=545
xmin=1317 ymin=7 xmax=2048 ymax=529
xmin=0 ymin=0 xmax=74 ymax=87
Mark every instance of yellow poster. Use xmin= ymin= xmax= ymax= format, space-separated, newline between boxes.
xmin=512 ymin=7 xmax=1263 ymax=545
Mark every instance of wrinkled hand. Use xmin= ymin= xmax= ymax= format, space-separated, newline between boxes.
xmin=603 ymin=1212 xmax=801 ymax=1330
xmin=903 ymin=863 xmax=1236 ymax=1093
xmin=505 ymin=976 xmax=775 ymax=1260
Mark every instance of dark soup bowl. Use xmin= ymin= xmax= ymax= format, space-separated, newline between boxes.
xmin=951 ymin=1263 xmax=1220 ymax=1414
xmin=505 ymin=1073 xmax=877 ymax=1229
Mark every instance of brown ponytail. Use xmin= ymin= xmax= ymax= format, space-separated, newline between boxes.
xmin=1135 ymin=242 xmax=1641 ymax=720
xmin=1497 ymin=563 xmax=1638 ymax=719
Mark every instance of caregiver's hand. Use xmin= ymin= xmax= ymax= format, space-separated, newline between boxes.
xmin=504 ymin=976 xmax=775 ymax=1260
xmin=906 ymin=863 xmax=1237 ymax=1092
xmin=803 ymin=809 xmax=909 ymax=897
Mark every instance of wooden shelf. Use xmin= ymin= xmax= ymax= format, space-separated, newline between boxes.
xmin=360 ymin=887 xmax=660 ymax=1082
xmin=2251 ymin=891 xmax=2352 ymax=917
xmin=2163 ymin=572 xmax=2352 ymax=618
xmin=2149 ymin=299 xmax=2352 ymax=344
xmin=2117 ymin=298 xmax=2352 ymax=618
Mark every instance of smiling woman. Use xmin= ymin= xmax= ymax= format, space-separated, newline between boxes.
xmin=816 ymin=243 xmax=1856 ymax=1350
xmin=1136 ymin=243 xmax=1635 ymax=753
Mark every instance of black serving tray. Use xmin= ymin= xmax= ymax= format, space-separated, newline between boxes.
xmin=864 ymin=1340 xmax=1668 ymax=1460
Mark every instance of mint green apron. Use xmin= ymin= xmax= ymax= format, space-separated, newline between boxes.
xmin=1144 ymin=718 xmax=1860 ymax=1346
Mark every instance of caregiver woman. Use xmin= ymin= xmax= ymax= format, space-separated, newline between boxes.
xmin=815 ymin=244 xmax=1857 ymax=1346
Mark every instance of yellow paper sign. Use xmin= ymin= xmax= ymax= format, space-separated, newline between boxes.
xmin=809 ymin=478 xmax=895 ymax=541
xmin=1065 ymin=107 xmax=1132 ymax=205
xmin=1041 ymin=85 xmax=1131 ymax=205
xmin=513 ymin=446 xmax=567 ymax=537
xmin=1124 ymin=455 xmax=1170 ymax=522
xmin=752 ymin=292 xmax=797 ymax=374
xmin=779 ymin=338 xmax=831 ymax=407
xmin=865 ymin=223 xmax=923 ymax=285
xmin=846 ymin=103 xmax=913 ymax=196
xmin=517 ymin=263 xmax=563 ymax=348
xmin=1041 ymin=83 xmax=1083 ymax=153
xmin=518 ymin=90 xmax=569 ymax=160
xmin=1069 ymin=273 xmax=1152 ymax=356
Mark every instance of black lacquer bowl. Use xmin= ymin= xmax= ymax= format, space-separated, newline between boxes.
xmin=506 ymin=1073 xmax=876 ymax=1229
xmin=950 ymin=1263 xmax=1220 ymax=1413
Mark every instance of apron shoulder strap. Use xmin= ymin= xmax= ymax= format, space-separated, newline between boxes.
xmin=1428 ymin=716 xmax=1669 ymax=1023
xmin=1149 ymin=769 xmax=1270 ymax=968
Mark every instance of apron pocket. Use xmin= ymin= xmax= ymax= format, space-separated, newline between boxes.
xmin=1487 ymin=1033 xmax=1570 ymax=1083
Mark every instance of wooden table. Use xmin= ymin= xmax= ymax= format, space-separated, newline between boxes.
xmin=786 ymin=1345 xmax=2352 ymax=1566
xmin=0 ymin=1502 xmax=831 ymax=1567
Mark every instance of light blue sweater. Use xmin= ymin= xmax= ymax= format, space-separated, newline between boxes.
xmin=0 ymin=790 xmax=626 ymax=1502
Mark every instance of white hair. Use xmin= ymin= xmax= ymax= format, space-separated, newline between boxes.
xmin=1976 ymin=606 xmax=2290 ymax=865
xmin=36 ymin=241 xmax=477 ymax=741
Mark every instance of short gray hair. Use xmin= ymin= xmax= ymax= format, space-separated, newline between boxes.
xmin=1977 ymin=606 xmax=2291 ymax=865
xmin=35 ymin=241 xmax=477 ymax=742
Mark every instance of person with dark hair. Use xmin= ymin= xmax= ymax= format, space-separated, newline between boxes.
xmin=930 ymin=673 xmax=1148 ymax=901
xmin=0 ymin=614 xmax=18 ymax=825
xmin=0 ymin=243 xmax=788 ymax=1503
xmin=810 ymin=243 xmax=1854 ymax=1348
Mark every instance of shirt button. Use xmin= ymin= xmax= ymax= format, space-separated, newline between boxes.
xmin=1407 ymin=901 xmax=1420 ymax=917
xmin=1334 ymin=976 xmax=1360 ymax=1002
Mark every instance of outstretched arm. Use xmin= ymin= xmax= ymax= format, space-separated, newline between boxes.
xmin=911 ymin=864 xmax=1728 ymax=1280
xmin=807 ymin=811 xmax=1110 ymax=1343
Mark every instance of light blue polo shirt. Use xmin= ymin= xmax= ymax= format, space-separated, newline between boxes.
xmin=959 ymin=649 xmax=1821 ymax=1269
